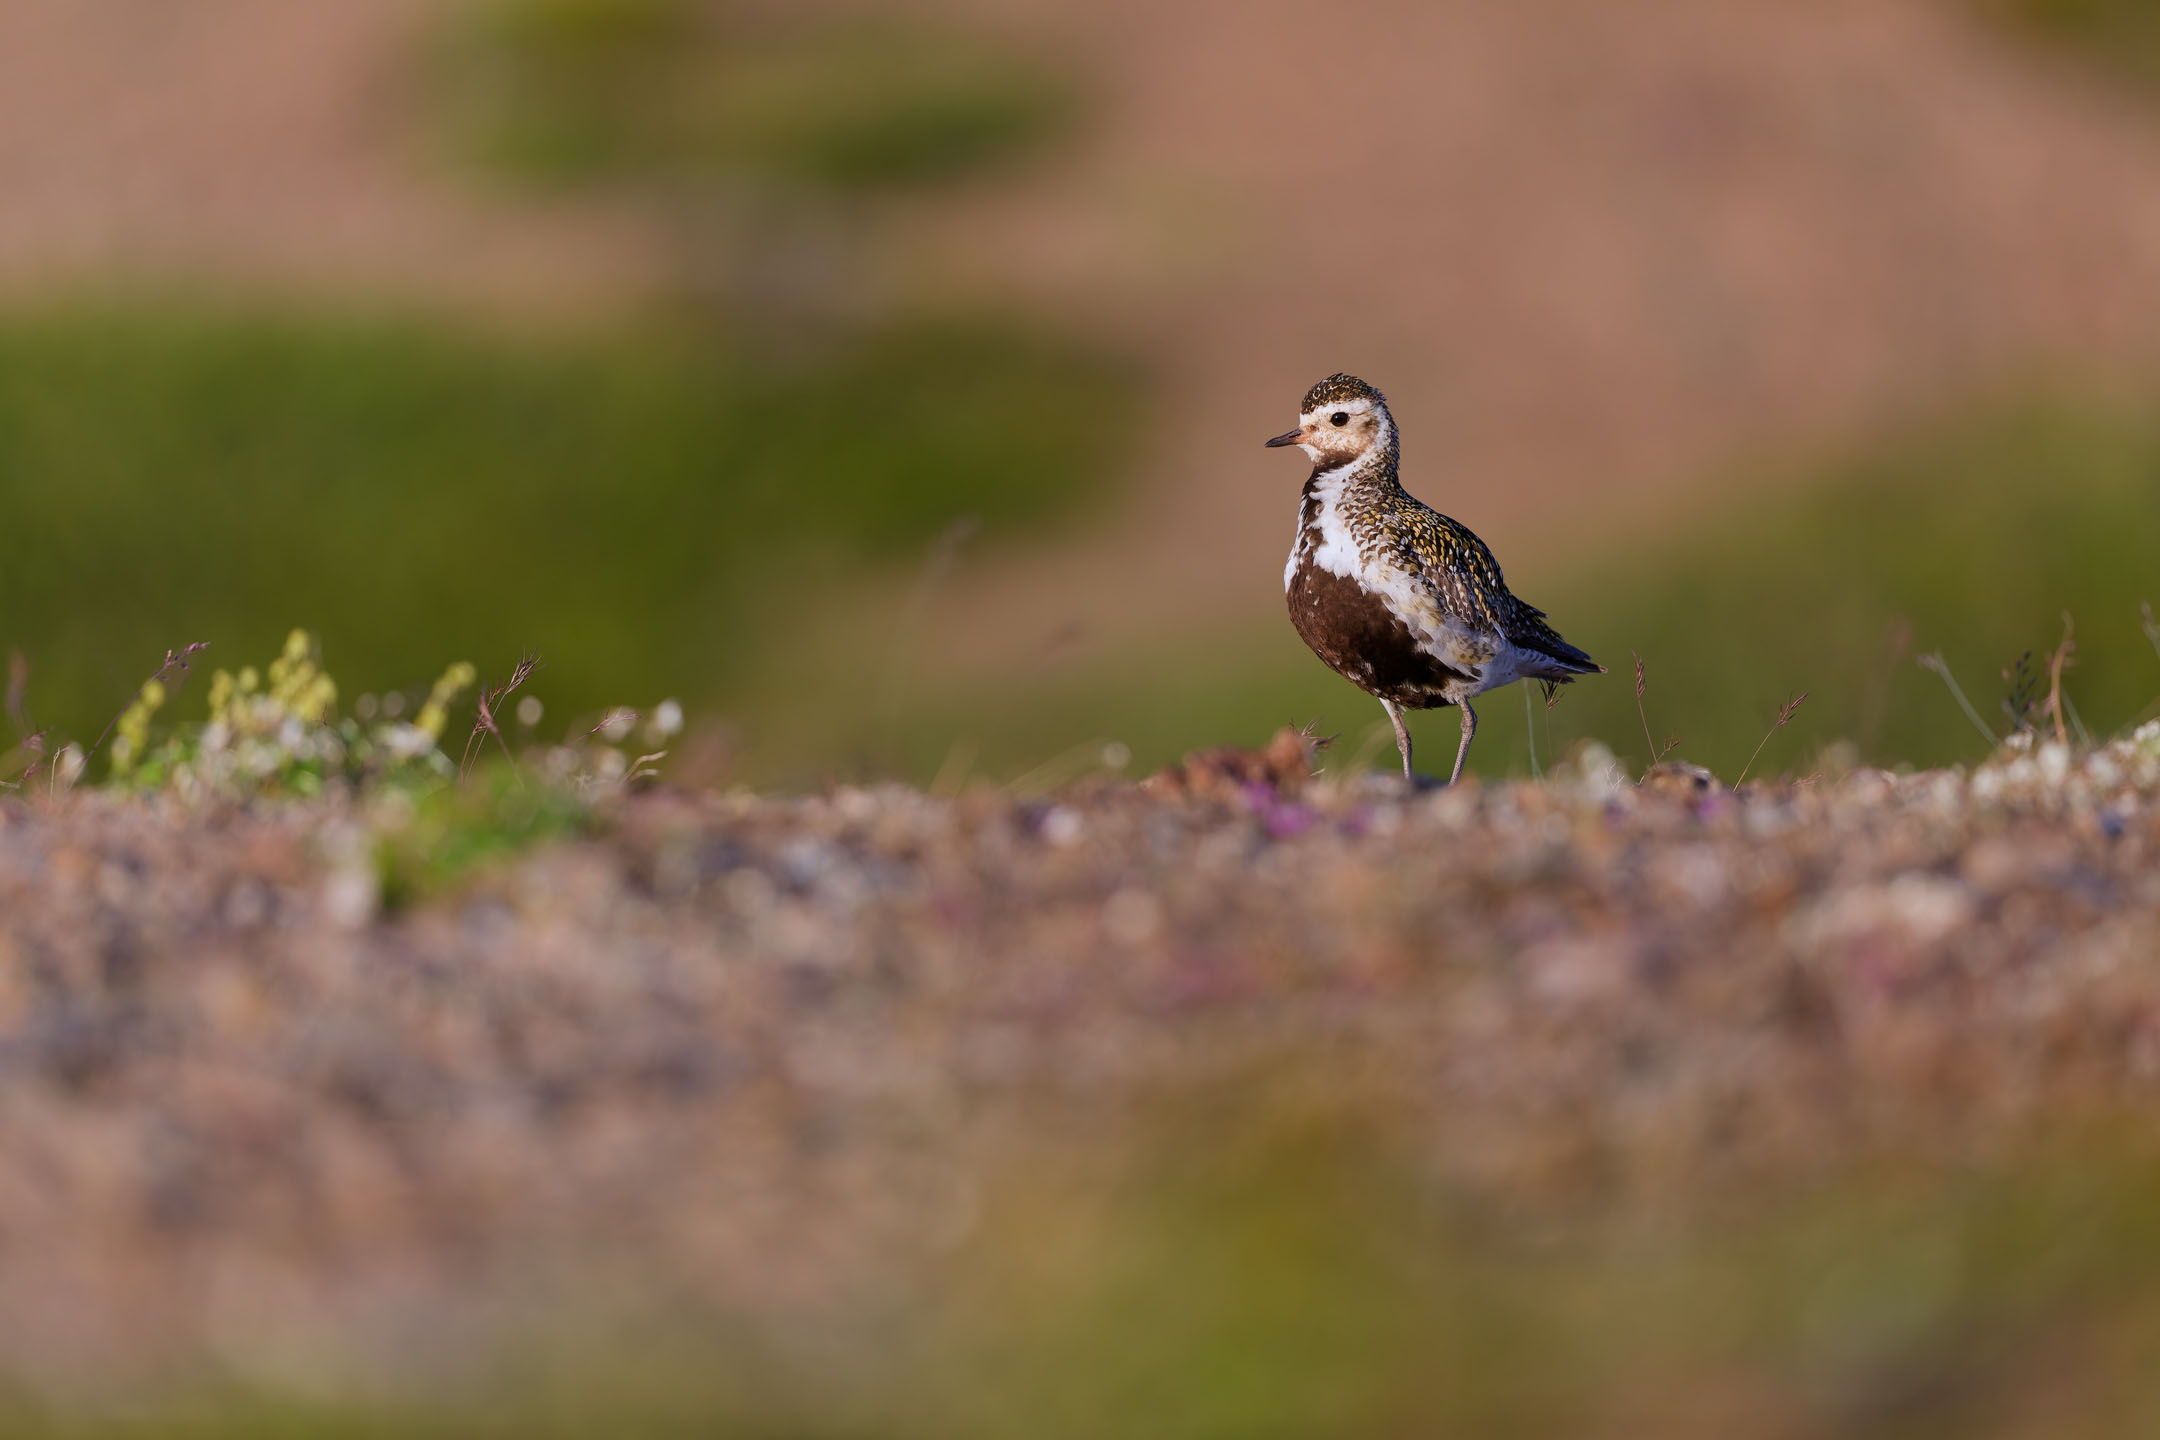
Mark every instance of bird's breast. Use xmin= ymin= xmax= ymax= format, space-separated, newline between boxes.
xmin=1283 ymin=492 xmax=1364 ymax=594
xmin=1285 ymin=545 xmax=1475 ymax=707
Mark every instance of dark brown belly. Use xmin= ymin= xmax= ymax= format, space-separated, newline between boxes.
xmin=1286 ymin=557 xmax=1468 ymax=709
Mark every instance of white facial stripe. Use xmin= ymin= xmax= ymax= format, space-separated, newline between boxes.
xmin=1301 ymin=397 xmax=1374 ymax=426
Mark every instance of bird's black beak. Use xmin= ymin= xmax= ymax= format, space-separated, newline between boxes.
xmin=1264 ymin=428 xmax=1306 ymax=449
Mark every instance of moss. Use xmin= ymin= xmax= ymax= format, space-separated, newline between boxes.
xmin=372 ymin=765 xmax=594 ymax=908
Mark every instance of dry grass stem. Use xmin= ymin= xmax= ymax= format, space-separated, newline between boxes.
xmin=1630 ymin=651 xmax=1679 ymax=769
xmin=1632 ymin=651 xmax=1651 ymax=758
xmin=85 ymin=642 xmax=208 ymax=768
xmin=1734 ymin=691 xmax=1810 ymax=790
xmin=2044 ymin=613 xmax=2077 ymax=749
xmin=463 ymin=650 xmax=543 ymax=781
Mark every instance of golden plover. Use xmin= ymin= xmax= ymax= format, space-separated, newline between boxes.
xmin=1270 ymin=373 xmax=1602 ymax=784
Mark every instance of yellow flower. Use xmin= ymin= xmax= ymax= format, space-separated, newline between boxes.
xmin=207 ymin=669 xmax=234 ymax=726
xmin=294 ymin=673 xmax=337 ymax=725
xmin=415 ymin=661 xmax=477 ymax=740
xmin=269 ymin=629 xmax=320 ymax=713
xmin=111 ymin=678 xmax=166 ymax=778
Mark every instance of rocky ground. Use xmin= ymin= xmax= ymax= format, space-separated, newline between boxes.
xmin=3 ymin=727 xmax=2160 ymax=1433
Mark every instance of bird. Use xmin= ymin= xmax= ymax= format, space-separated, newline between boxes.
xmin=1269 ymin=373 xmax=1602 ymax=784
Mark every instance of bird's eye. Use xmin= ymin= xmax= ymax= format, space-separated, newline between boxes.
xmin=1330 ymin=411 xmax=1349 ymax=426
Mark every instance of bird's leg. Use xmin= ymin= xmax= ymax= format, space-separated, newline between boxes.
xmin=1449 ymin=702 xmax=1478 ymax=785
xmin=1380 ymin=698 xmax=1413 ymax=779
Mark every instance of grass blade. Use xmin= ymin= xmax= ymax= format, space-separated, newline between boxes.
xmin=1524 ymin=684 xmax=1541 ymax=779
xmin=1917 ymin=652 xmax=2000 ymax=753
xmin=1734 ymin=691 xmax=1808 ymax=791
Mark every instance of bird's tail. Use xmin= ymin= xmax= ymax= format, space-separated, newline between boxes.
xmin=1523 ymin=632 xmax=1602 ymax=680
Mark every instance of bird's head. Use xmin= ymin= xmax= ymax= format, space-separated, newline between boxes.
xmin=1265 ymin=373 xmax=1394 ymax=467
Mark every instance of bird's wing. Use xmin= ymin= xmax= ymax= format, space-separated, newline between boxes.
xmin=1381 ymin=501 xmax=1511 ymax=635
xmin=1388 ymin=500 xmax=1600 ymax=675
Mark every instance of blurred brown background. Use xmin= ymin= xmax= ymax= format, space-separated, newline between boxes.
xmin=6 ymin=0 xmax=2160 ymax=782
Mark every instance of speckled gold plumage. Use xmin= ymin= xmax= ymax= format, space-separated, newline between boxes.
xmin=1300 ymin=373 xmax=1386 ymax=412
xmin=1371 ymin=501 xmax=1586 ymax=667
xmin=1276 ymin=372 xmax=1600 ymax=782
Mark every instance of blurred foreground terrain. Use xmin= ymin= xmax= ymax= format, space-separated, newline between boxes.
xmin=3 ymin=724 xmax=2160 ymax=1435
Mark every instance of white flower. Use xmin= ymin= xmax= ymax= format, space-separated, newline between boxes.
xmin=381 ymin=723 xmax=436 ymax=760
xmin=2038 ymin=743 xmax=2070 ymax=786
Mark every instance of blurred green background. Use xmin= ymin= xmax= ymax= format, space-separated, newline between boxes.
xmin=3 ymin=0 xmax=2159 ymax=784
